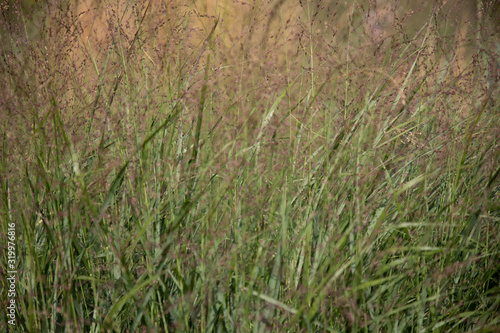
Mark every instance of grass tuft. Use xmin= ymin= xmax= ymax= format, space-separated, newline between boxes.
xmin=1 ymin=0 xmax=499 ymax=332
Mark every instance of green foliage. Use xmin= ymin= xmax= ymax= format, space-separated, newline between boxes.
xmin=1 ymin=0 xmax=499 ymax=332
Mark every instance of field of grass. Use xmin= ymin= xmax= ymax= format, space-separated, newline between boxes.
xmin=1 ymin=0 xmax=499 ymax=332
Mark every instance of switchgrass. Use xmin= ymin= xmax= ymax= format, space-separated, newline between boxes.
xmin=1 ymin=0 xmax=499 ymax=332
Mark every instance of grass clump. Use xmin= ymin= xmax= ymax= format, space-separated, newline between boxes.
xmin=0 ymin=0 xmax=499 ymax=332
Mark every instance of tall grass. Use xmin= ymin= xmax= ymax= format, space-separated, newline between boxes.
xmin=1 ymin=0 xmax=499 ymax=332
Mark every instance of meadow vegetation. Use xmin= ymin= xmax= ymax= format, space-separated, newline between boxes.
xmin=1 ymin=0 xmax=499 ymax=331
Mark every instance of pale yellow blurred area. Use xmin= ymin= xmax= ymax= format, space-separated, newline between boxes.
xmin=2 ymin=0 xmax=498 ymax=85
xmin=4 ymin=0 xmax=498 ymax=56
